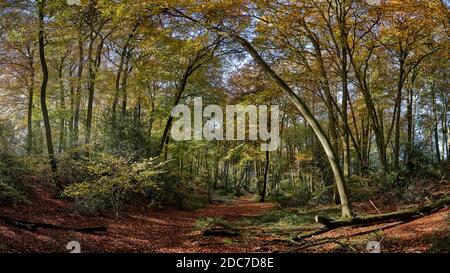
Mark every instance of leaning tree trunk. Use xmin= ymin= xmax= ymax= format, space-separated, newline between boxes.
xmin=234 ymin=35 xmax=352 ymax=218
xmin=37 ymin=0 xmax=56 ymax=172
xmin=157 ymin=69 xmax=190 ymax=156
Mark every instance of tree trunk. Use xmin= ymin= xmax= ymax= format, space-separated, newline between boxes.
xmin=26 ymin=69 xmax=34 ymax=155
xmin=260 ymin=150 xmax=269 ymax=202
xmin=442 ymin=93 xmax=449 ymax=159
xmin=112 ymin=22 xmax=139 ymax=120
xmin=432 ymin=87 xmax=441 ymax=163
xmin=339 ymin=12 xmax=351 ymax=178
xmin=406 ymin=87 xmax=413 ymax=166
xmin=315 ymin=197 xmax=450 ymax=230
xmin=73 ymin=39 xmax=84 ymax=148
xmin=234 ymin=35 xmax=352 ymax=218
xmin=393 ymin=60 xmax=405 ymax=169
xmin=349 ymin=47 xmax=387 ymax=172
xmin=158 ymin=68 xmax=191 ymax=156
xmin=85 ymin=34 xmax=105 ymax=145
xmin=68 ymin=65 xmax=75 ymax=147
xmin=58 ymin=65 xmax=66 ymax=153
xmin=121 ymin=53 xmax=131 ymax=116
xmin=37 ymin=0 xmax=56 ymax=172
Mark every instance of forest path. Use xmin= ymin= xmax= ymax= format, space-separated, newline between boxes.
xmin=0 ymin=181 xmax=448 ymax=253
xmin=0 ymin=192 xmax=276 ymax=252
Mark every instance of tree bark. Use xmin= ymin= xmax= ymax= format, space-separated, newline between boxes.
xmin=73 ymin=39 xmax=84 ymax=148
xmin=432 ymin=86 xmax=441 ymax=163
xmin=338 ymin=3 xmax=351 ymax=177
xmin=58 ymin=63 xmax=66 ymax=153
xmin=37 ymin=0 xmax=56 ymax=172
xmin=26 ymin=67 xmax=34 ymax=155
xmin=393 ymin=62 xmax=404 ymax=169
xmin=85 ymin=33 xmax=105 ymax=145
xmin=112 ymin=22 xmax=139 ymax=120
xmin=260 ymin=150 xmax=269 ymax=202
xmin=406 ymin=87 xmax=413 ymax=166
xmin=157 ymin=67 xmax=191 ymax=156
xmin=121 ymin=53 xmax=131 ymax=116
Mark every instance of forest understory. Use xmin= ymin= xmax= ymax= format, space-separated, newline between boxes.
xmin=0 ymin=175 xmax=448 ymax=253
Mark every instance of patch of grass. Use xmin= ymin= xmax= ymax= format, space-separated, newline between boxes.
xmin=237 ymin=206 xmax=341 ymax=230
xmin=0 ymin=243 xmax=8 ymax=252
xmin=0 ymin=153 xmax=29 ymax=205
xmin=428 ymin=216 xmax=450 ymax=253
xmin=428 ymin=214 xmax=450 ymax=253
xmin=222 ymin=238 xmax=235 ymax=244
xmin=428 ymin=233 xmax=450 ymax=253
xmin=195 ymin=217 xmax=231 ymax=230
xmin=195 ymin=217 xmax=240 ymax=236
xmin=209 ymin=194 xmax=236 ymax=204
xmin=182 ymin=193 xmax=209 ymax=210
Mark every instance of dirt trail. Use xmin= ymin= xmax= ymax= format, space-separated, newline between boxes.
xmin=0 ymin=181 xmax=448 ymax=253
xmin=0 ymin=193 xmax=275 ymax=253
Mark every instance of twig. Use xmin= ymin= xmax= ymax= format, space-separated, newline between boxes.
xmin=369 ymin=199 xmax=382 ymax=214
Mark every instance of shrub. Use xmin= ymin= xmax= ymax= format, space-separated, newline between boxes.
xmin=291 ymin=183 xmax=314 ymax=206
xmin=55 ymin=152 xmax=94 ymax=187
xmin=195 ymin=217 xmax=231 ymax=230
xmin=347 ymin=175 xmax=379 ymax=201
xmin=100 ymin=113 xmax=157 ymax=159
xmin=0 ymin=180 xmax=27 ymax=205
xmin=272 ymin=180 xmax=315 ymax=207
xmin=62 ymin=153 xmax=166 ymax=217
xmin=0 ymin=153 xmax=29 ymax=205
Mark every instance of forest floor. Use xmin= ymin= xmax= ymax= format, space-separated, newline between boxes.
xmin=0 ymin=178 xmax=448 ymax=253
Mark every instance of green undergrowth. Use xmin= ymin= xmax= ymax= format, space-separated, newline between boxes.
xmin=236 ymin=206 xmax=341 ymax=232
xmin=0 ymin=153 xmax=29 ymax=205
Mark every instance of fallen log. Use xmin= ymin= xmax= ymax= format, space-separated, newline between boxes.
xmin=315 ymin=196 xmax=450 ymax=230
xmin=202 ymin=227 xmax=240 ymax=237
xmin=0 ymin=215 xmax=107 ymax=233
xmin=294 ymin=196 xmax=449 ymax=241
xmin=293 ymin=221 xmax=403 ymax=249
xmin=0 ymin=217 xmax=37 ymax=231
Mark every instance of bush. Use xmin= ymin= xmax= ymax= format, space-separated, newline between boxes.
xmin=195 ymin=217 xmax=231 ymax=230
xmin=55 ymin=152 xmax=94 ymax=187
xmin=347 ymin=175 xmax=379 ymax=201
xmin=0 ymin=180 xmax=27 ymax=205
xmin=273 ymin=180 xmax=315 ymax=207
xmin=100 ymin=113 xmax=157 ymax=159
xmin=62 ymin=153 xmax=166 ymax=217
xmin=0 ymin=153 xmax=29 ymax=205
xmin=291 ymin=183 xmax=314 ymax=206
